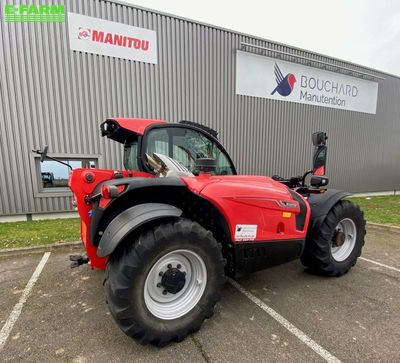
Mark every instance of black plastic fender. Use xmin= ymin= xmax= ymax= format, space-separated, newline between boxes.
xmin=307 ymin=189 xmax=351 ymax=233
xmin=89 ymin=177 xmax=187 ymax=247
xmin=97 ymin=203 xmax=182 ymax=258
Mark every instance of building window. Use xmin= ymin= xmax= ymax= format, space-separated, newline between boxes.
xmin=38 ymin=158 xmax=97 ymax=191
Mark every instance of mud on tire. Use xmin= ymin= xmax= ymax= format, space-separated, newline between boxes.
xmin=301 ymin=200 xmax=366 ymax=276
xmin=104 ymin=218 xmax=226 ymax=346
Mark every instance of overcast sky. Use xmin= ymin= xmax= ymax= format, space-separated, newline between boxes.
xmin=122 ymin=0 xmax=400 ymax=77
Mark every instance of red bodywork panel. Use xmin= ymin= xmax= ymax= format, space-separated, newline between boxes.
xmin=70 ymin=170 xmax=309 ymax=269
xmin=181 ymin=174 xmax=310 ymax=242
xmin=68 ymin=168 xmax=154 ymax=269
xmin=107 ymin=118 xmax=167 ymax=135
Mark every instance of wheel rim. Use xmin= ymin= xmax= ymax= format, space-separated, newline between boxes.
xmin=331 ymin=218 xmax=357 ymax=262
xmin=144 ymin=249 xmax=207 ymax=320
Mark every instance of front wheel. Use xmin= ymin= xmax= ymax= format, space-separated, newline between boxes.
xmin=104 ymin=219 xmax=226 ymax=346
xmin=301 ymin=200 xmax=366 ymax=276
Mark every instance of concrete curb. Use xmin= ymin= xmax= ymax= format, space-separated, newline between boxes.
xmin=0 ymin=221 xmax=399 ymax=257
xmin=0 ymin=241 xmax=83 ymax=257
xmin=366 ymin=222 xmax=400 ymax=234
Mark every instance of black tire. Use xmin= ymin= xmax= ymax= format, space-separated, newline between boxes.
xmin=301 ymin=200 xmax=366 ymax=276
xmin=104 ymin=218 xmax=226 ymax=346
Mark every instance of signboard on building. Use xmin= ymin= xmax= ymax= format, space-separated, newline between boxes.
xmin=68 ymin=13 xmax=157 ymax=64
xmin=236 ymin=51 xmax=379 ymax=114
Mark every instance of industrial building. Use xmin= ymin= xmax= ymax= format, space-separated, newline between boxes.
xmin=1 ymin=0 xmax=399 ymax=220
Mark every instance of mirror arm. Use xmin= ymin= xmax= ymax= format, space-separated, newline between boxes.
xmin=45 ymin=155 xmax=73 ymax=171
xmin=32 ymin=149 xmax=73 ymax=171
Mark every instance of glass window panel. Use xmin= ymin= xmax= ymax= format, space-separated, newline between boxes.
xmin=124 ymin=141 xmax=139 ymax=171
xmin=40 ymin=160 xmax=69 ymax=188
xmin=145 ymin=127 xmax=235 ymax=175
xmin=39 ymin=158 xmax=97 ymax=190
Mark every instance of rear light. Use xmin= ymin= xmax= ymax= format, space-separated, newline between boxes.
xmin=101 ymin=185 xmax=112 ymax=199
xmin=101 ymin=185 xmax=121 ymax=199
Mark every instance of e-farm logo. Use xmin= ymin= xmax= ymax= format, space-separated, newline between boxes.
xmin=4 ymin=4 xmax=65 ymax=22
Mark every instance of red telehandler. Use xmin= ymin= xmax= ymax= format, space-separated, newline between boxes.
xmin=34 ymin=118 xmax=365 ymax=346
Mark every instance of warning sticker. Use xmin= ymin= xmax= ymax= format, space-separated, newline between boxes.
xmin=235 ymin=225 xmax=257 ymax=241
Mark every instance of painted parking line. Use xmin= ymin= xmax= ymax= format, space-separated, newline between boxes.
xmin=359 ymin=257 xmax=400 ymax=273
xmin=228 ymin=278 xmax=341 ymax=363
xmin=0 ymin=252 xmax=51 ymax=351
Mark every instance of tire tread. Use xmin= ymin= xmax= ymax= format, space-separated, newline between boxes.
xmin=104 ymin=218 xmax=225 ymax=346
xmin=301 ymin=200 xmax=366 ymax=276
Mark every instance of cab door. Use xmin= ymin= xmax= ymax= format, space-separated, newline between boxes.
xmin=141 ymin=124 xmax=237 ymax=175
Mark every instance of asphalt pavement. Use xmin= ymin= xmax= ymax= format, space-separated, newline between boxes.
xmin=0 ymin=226 xmax=399 ymax=362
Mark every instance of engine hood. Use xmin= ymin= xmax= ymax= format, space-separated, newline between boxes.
xmin=181 ymin=175 xmax=292 ymax=199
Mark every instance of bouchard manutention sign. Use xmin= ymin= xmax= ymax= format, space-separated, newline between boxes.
xmin=68 ymin=13 xmax=157 ymax=64
xmin=236 ymin=51 xmax=379 ymax=114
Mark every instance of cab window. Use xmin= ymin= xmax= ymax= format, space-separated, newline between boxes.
xmin=145 ymin=127 xmax=235 ymax=175
xmin=123 ymin=137 xmax=140 ymax=171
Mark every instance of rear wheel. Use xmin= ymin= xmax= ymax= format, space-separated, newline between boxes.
xmin=104 ymin=219 xmax=226 ymax=346
xmin=301 ymin=200 xmax=366 ymax=276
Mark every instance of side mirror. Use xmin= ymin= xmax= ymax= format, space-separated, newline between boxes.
xmin=313 ymin=145 xmax=327 ymax=175
xmin=40 ymin=145 xmax=48 ymax=162
xmin=312 ymin=132 xmax=327 ymax=146
xmin=312 ymin=132 xmax=327 ymax=175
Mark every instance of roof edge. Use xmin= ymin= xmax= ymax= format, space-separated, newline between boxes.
xmin=103 ymin=0 xmax=400 ymax=80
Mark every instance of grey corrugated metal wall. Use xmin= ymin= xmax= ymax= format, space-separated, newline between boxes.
xmin=0 ymin=0 xmax=399 ymax=216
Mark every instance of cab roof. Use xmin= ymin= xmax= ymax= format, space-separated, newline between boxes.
xmin=101 ymin=118 xmax=167 ymax=143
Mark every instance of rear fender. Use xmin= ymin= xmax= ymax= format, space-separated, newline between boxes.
xmin=97 ymin=203 xmax=182 ymax=258
xmin=307 ymin=189 xmax=350 ymax=233
xmin=89 ymin=177 xmax=185 ymax=247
